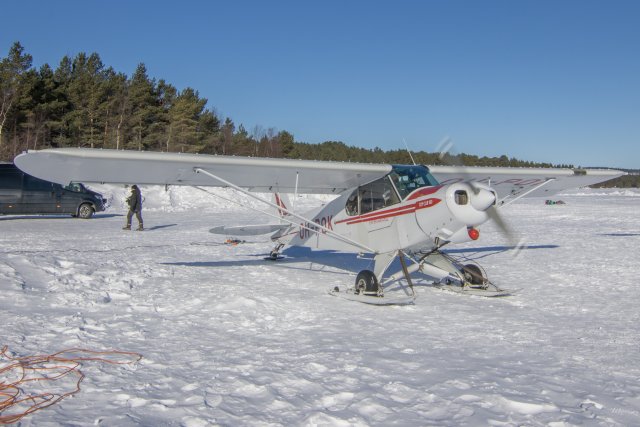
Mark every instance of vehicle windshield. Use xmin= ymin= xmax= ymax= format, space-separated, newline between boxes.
xmin=389 ymin=165 xmax=440 ymax=200
xmin=64 ymin=182 xmax=85 ymax=193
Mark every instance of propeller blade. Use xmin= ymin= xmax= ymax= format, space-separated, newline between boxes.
xmin=486 ymin=204 xmax=527 ymax=252
xmin=435 ymin=138 xmax=524 ymax=250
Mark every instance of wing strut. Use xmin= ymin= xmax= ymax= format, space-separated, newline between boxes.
xmin=293 ymin=172 xmax=299 ymax=212
xmin=193 ymin=186 xmax=289 ymax=225
xmin=194 ymin=168 xmax=377 ymax=253
xmin=195 ymin=185 xmax=345 ymax=241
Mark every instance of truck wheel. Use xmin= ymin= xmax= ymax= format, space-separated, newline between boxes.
xmin=78 ymin=203 xmax=94 ymax=219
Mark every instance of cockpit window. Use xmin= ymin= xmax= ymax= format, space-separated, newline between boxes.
xmin=390 ymin=165 xmax=439 ymax=200
xmin=345 ymin=189 xmax=359 ymax=216
xmin=360 ymin=176 xmax=400 ymax=214
xmin=346 ymin=175 xmax=401 ymax=216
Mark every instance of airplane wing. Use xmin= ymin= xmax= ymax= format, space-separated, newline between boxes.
xmin=429 ymin=165 xmax=625 ymax=202
xmin=14 ymin=148 xmax=623 ymax=199
xmin=14 ymin=148 xmax=391 ymax=194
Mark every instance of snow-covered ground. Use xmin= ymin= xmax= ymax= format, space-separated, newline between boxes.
xmin=1 ymin=186 xmax=639 ymax=426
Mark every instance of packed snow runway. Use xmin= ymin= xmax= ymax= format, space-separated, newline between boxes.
xmin=1 ymin=186 xmax=639 ymax=426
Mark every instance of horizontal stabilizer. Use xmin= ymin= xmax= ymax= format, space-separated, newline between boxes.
xmin=209 ymin=224 xmax=289 ymax=236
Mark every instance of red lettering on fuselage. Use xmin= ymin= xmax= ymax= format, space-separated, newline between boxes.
xmin=298 ymin=215 xmax=333 ymax=239
xmin=417 ymin=198 xmax=438 ymax=209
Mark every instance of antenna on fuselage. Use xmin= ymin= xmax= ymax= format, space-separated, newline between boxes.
xmin=402 ymin=138 xmax=417 ymax=165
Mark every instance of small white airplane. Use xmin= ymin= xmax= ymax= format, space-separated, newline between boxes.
xmin=14 ymin=148 xmax=623 ymax=304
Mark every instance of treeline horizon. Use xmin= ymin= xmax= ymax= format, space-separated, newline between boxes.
xmin=2 ymin=40 xmax=636 ymax=191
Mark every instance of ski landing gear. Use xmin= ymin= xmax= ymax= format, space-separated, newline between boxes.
xmin=419 ymin=250 xmax=513 ymax=297
xmin=329 ymin=251 xmax=417 ymax=305
xmin=330 ymin=249 xmax=513 ymax=304
xmin=354 ymin=270 xmax=379 ymax=295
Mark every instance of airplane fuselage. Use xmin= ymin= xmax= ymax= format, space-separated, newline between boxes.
xmin=277 ymin=165 xmax=494 ymax=254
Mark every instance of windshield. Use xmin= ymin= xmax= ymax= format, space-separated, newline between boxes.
xmin=389 ymin=165 xmax=440 ymax=200
xmin=64 ymin=182 xmax=85 ymax=193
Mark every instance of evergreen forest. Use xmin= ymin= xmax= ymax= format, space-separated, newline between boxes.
xmin=1 ymin=42 xmax=636 ymax=186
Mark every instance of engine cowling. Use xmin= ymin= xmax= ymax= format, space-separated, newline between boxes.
xmin=445 ymin=182 xmax=496 ymax=226
xmin=413 ymin=182 xmax=496 ymax=245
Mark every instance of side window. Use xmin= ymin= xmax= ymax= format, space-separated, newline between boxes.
xmin=345 ymin=189 xmax=359 ymax=216
xmin=65 ymin=183 xmax=82 ymax=192
xmin=359 ymin=176 xmax=400 ymax=214
xmin=22 ymin=175 xmax=53 ymax=191
xmin=1 ymin=171 xmax=23 ymax=189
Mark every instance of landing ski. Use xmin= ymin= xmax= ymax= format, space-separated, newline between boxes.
xmin=328 ymin=287 xmax=415 ymax=305
xmin=432 ymin=282 xmax=515 ymax=297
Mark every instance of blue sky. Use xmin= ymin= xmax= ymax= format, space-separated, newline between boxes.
xmin=2 ymin=0 xmax=639 ymax=168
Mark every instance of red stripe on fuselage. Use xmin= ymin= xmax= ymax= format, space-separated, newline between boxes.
xmin=335 ymin=203 xmax=413 ymax=224
xmin=406 ymin=185 xmax=444 ymax=200
xmin=335 ymin=197 xmax=442 ymax=225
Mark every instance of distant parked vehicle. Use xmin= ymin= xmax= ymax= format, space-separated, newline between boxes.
xmin=0 ymin=163 xmax=106 ymax=218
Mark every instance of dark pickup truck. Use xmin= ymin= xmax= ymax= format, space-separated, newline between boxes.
xmin=0 ymin=163 xmax=106 ymax=218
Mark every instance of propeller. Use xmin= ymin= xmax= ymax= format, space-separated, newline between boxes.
xmin=435 ymin=137 xmax=525 ymax=253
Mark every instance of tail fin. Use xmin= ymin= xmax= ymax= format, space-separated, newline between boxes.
xmin=272 ymin=193 xmax=292 ymax=222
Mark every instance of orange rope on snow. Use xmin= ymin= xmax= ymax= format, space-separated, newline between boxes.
xmin=224 ymin=238 xmax=245 ymax=246
xmin=0 ymin=346 xmax=142 ymax=425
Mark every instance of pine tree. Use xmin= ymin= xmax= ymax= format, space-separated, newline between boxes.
xmin=197 ymin=109 xmax=221 ymax=154
xmin=127 ymin=63 xmax=160 ymax=151
xmin=64 ymin=52 xmax=110 ymax=148
xmin=0 ymin=42 xmax=33 ymax=153
xmin=233 ymin=124 xmax=253 ymax=156
xmin=166 ymin=87 xmax=207 ymax=152
xmin=157 ymin=79 xmax=177 ymax=151
xmin=220 ymin=117 xmax=235 ymax=155
xmin=102 ymin=71 xmax=128 ymax=149
xmin=279 ymin=130 xmax=295 ymax=157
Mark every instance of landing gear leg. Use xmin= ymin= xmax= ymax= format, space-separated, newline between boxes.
xmin=398 ymin=251 xmax=416 ymax=298
xmin=268 ymin=243 xmax=284 ymax=261
xmin=353 ymin=250 xmax=417 ymax=299
xmin=330 ymin=251 xmax=417 ymax=304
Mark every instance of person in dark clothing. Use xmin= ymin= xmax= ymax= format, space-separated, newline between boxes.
xmin=123 ymin=185 xmax=143 ymax=230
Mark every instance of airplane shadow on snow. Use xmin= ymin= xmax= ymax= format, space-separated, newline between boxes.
xmin=162 ymin=247 xmax=374 ymax=276
xmin=161 ymin=244 xmax=560 ymax=277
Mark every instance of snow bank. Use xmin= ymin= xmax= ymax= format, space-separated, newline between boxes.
xmin=88 ymin=184 xmax=335 ymax=213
